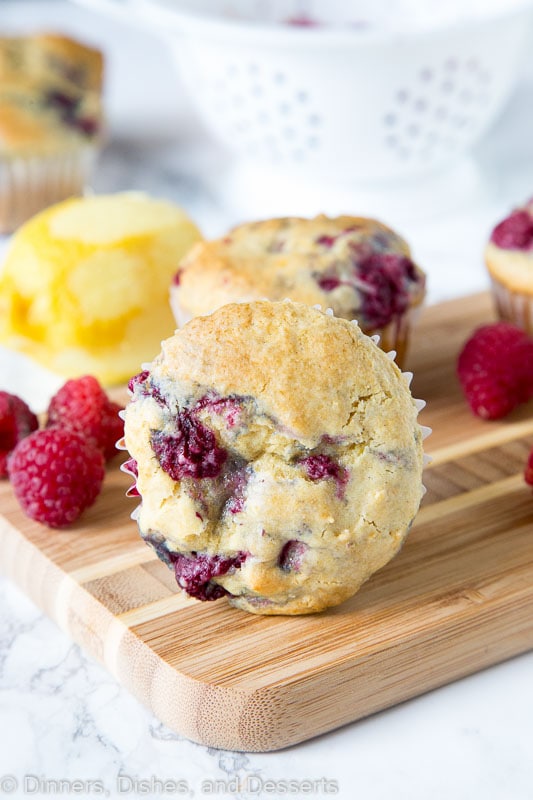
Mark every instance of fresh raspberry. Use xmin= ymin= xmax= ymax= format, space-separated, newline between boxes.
xmin=0 ymin=392 xmax=38 ymax=478
xmin=525 ymin=449 xmax=533 ymax=487
xmin=47 ymin=376 xmax=123 ymax=461
xmin=8 ymin=428 xmax=105 ymax=528
xmin=457 ymin=323 xmax=533 ymax=420
xmin=490 ymin=210 xmax=533 ymax=250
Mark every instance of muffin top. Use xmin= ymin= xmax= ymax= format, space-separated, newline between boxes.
xmin=172 ymin=215 xmax=426 ymax=331
xmin=485 ymin=200 xmax=533 ymax=293
xmin=157 ymin=299 xmax=418 ymax=445
xmin=0 ymin=33 xmax=103 ymax=155
xmin=125 ymin=300 xmax=425 ymax=614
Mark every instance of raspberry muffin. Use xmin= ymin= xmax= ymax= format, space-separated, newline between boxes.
xmin=485 ymin=200 xmax=533 ymax=333
xmin=170 ymin=215 xmax=426 ymax=366
xmin=0 ymin=192 xmax=202 ymax=385
xmin=124 ymin=300 xmax=426 ymax=615
xmin=0 ymin=33 xmax=104 ymax=233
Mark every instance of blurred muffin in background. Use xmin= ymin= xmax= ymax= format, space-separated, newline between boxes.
xmin=0 ymin=33 xmax=104 ymax=234
xmin=0 ymin=192 xmax=202 ymax=385
xmin=485 ymin=199 xmax=533 ymax=334
xmin=171 ymin=215 xmax=426 ymax=366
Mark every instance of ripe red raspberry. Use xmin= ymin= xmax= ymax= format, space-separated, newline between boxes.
xmin=457 ymin=323 xmax=533 ymax=420
xmin=0 ymin=391 xmax=38 ymax=478
xmin=525 ymin=449 xmax=533 ymax=487
xmin=8 ymin=428 xmax=105 ymax=528
xmin=47 ymin=376 xmax=123 ymax=460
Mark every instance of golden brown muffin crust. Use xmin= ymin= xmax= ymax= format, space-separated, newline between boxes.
xmin=161 ymin=300 xmax=411 ymax=444
xmin=125 ymin=300 xmax=425 ymax=615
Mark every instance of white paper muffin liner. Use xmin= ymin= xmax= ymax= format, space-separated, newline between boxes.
xmin=170 ymin=290 xmax=194 ymax=329
xmin=490 ymin=276 xmax=533 ymax=334
xmin=364 ymin=304 xmax=422 ymax=368
xmin=0 ymin=145 xmax=98 ymax=234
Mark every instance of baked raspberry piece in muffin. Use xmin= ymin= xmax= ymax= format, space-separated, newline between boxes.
xmin=170 ymin=215 xmax=426 ymax=366
xmin=485 ymin=199 xmax=533 ymax=334
xmin=124 ymin=300 xmax=426 ymax=615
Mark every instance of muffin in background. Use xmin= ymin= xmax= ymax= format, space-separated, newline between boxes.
xmin=0 ymin=192 xmax=202 ymax=385
xmin=125 ymin=300 xmax=425 ymax=615
xmin=170 ymin=215 xmax=426 ymax=366
xmin=0 ymin=32 xmax=104 ymax=234
xmin=485 ymin=200 xmax=533 ymax=334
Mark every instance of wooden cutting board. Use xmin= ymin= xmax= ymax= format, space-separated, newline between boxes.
xmin=2 ymin=292 xmax=533 ymax=752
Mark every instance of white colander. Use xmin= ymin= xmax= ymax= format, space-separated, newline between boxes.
xmin=75 ymin=0 xmax=533 ymax=181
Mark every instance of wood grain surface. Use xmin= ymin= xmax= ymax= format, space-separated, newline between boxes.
xmin=1 ymin=292 xmax=533 ymax=752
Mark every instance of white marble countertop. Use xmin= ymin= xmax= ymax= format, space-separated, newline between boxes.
xmin=1 ymin=2 xmax=533 ymax=798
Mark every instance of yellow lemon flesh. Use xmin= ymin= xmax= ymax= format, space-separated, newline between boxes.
xmin=0 ymin=192 xmax=202 ymax=385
